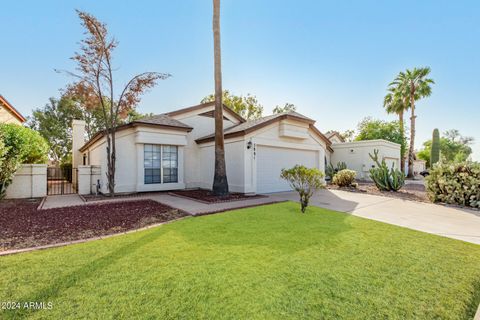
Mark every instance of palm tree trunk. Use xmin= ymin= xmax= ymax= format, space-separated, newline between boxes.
xmin=407 ymin=86 xmax=416 ymax=178
xmin=399 ymin=109 xmax=405 ymax=174
xmin=212 ymin=0 xmax=228 ymax=195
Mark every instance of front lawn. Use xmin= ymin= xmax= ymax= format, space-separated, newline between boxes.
xmin=1 ymin=202 xmax=479 ymax=319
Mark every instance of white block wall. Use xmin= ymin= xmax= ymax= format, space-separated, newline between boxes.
xmin=77 ymin=165 xmax=102 ymax=195
xmin=5 ymin=164 xmax=47 ymax=199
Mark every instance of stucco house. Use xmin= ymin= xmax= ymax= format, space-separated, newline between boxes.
xmin=73 ymin=102 xmax=400 ymax=194
xmin=0 ymin=95 xmax=26 ymax=124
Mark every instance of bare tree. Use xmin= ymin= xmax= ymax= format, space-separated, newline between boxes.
xmin=212 ymin=0 xmax=229 ymax=195
xmin=60 ymin=10 xmax=170 ymax=196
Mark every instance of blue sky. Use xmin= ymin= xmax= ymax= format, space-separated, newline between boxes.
xmin=1 ymin=1 xmax=479 ymax=160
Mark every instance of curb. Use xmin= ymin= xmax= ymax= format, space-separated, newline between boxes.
xmin=0 ymin=216 xmax=190 ymax=257
xmin=37 ymin=196 xmax=47 ymax=210
xmin=475 ymin=303 xmax=480 ymax=320
xmin=167 ymin=192 xmax=266 ymax=204
xmin=192 ymin=200 xmax=288 ymax=216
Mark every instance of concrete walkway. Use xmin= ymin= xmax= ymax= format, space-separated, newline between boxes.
xmin=39 ymin=189 xmax=480 ymax=245
xmin=41 ymin=194 xmax=85 ymax=209
xmin=40 ymin=193 xmax=282 ymax=215
xmin=270 ymin=190 xmax=480 ymax=245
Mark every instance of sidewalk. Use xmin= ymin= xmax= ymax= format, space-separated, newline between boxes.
xmin=39 ymin=193 xmax=283 ymax=215
xmin=270 ymin=189 xmax=480 ymax=245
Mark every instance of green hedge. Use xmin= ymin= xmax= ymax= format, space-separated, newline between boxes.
xmin=0 ymin=124 xmax=49 ymax=199
xmin=426 ymin=161 xmax=480 ymax=208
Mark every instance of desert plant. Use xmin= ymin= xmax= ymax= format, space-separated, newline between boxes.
xmin=430 ymin=128 xmax=440 ymax=166
xmin=426 ymin=161 xmax=480 ymax=208
xmin=325 ymin=163 xmax=335 ymax=179
xmin=326 ymin=161 xmax=348 ymax=179
xmin=0 ymin=124 xmax=49 ymax=199
xmin=368 ymin=149 xmax=405 ymax=191
xmin=332 ymin=169 xmax=357 ymax=187
xmin=280 ymin=165 xmax=325 ymax=213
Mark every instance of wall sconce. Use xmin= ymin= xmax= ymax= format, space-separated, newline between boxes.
xmin=247 ymin=140 xmax=253 ymax=149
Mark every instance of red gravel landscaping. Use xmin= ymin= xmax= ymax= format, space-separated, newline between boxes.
xmin=0 ymin=199 xmax=187 ymax=251
xmin=169 ymin=189 xmax=265 ymax=203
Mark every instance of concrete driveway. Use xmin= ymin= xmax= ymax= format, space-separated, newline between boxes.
xmin=269 ymin=189 xmax=480 ymax=245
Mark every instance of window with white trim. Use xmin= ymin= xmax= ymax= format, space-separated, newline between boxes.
xmin=144 ymin=144 xmax=178 ymax=184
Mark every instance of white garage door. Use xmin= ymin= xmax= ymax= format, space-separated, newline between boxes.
xmin=256 ymin=146 xmax=318 ymax=193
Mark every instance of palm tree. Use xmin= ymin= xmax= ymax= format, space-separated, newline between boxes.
xmin=390 ymin=67 xmax=434 ymax=178
xmin=384 ymin=86 xmax=409 ymax=173
xmin=212 ymin=0 xmax=229 ymax=195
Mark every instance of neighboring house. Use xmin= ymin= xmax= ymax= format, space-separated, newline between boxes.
xmin=73 ymin=102 xmax=400 ymax=194
xmin=403 ymin=154 xmax=426 ymax=176
xmin=330 ymin=140 xmax=401 ymax=180
xmin=325 ymin=131 xmax=345 ymax=144
xmin=0 ymin=95 xmax=26 ymax=124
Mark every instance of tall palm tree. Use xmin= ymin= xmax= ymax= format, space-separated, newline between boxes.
xmin=212 ymin=0 xmax=229 ymax=195
xmin=384 ymin=86 xmax=409 ymax=173
xmin=390 ymin=67 xmax=434 ymax=178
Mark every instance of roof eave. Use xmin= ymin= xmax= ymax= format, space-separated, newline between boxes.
xmin=0 ymin=95 xmax=26 ymax=122
xmin=79 ymin=122 xmax=193 ymax=152
xmin=165 ymin=101 xmax=247 ymax=123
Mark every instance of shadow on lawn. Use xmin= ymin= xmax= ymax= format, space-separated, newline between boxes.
xmin=3 ymin=228 xmax=166 ymax=320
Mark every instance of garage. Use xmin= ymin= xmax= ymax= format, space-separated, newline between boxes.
xmin=256 ymin=145 xmax=319 ymax=193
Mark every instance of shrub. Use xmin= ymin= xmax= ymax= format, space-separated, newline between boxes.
xmin=368 ymin=149 xmax=405 ymax=191
xmin=0 ymin=124 xmax=49 ymax=199
xmin=332 ymin=169 xmax=357 ymax=187
xmin=426 ymin=161 xmax=480 ymax=208
xmin=326 ymin=161 xmax=347 ymax=179
xmin=280 ymin=165 xmax=325 ymax=213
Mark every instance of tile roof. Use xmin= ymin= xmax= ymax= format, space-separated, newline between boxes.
xmin=195 ymin=111 xmax=317 ymax=142
xmin=134 ymin=114 xmax=192 ymax=129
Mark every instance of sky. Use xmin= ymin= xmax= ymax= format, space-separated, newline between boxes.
xmin=1 ymin=1 xmax=479 ymax=160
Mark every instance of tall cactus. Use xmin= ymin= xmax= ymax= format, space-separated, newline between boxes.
xmin=369 ymin=149 xmax=405 ymax=191
xmin=430 ymin=128 xmax=440 ymax=167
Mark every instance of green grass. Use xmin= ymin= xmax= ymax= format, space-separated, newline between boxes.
xmin=1 ymin=202 xmax=480 ymax=319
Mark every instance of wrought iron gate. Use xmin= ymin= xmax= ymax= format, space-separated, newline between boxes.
xmin=47 ymin=166 xmax=76 ymax=195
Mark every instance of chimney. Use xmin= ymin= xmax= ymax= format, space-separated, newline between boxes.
xmin=72 ymin=119 xmax=86 ymax=168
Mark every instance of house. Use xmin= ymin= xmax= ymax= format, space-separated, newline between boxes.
xmin=325 ymin=131 xmax=345 ymax=144
xmin=73 ymin=102 xmax=400 ymax=194
xmin=330 ymin=140 xmax=401 ymax=180
xmin=0 ymin=95 xmax=26 ymax=124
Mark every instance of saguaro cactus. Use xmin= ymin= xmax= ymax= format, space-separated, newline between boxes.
xmin=430 ymin=128 xmax=440 ymax=167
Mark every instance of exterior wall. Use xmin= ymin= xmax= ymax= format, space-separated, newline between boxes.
xmin=195 ymin=119 xmax=329 ymax=194
xmin=245 ymin=119 xmax=327 ymax=193
xmin=77 ymin=165 xmax=101 ymax=195
xmin=83 ymin=126 xmax=187 ymax=194
xmin=5 ymin=164 xmax=47 ymax=199
xmin=331 ymin=139 xmax=401 ymax=180
xmin=0 ymin=105 xmax=23 ymax=124
xmin=169 ymin=105 xmax=240 ymax=189
xmin=197 ymin=138 xmax=246 ymax=192
xmin=413 ymin=160 xmax=426 ymax=176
